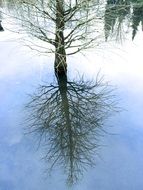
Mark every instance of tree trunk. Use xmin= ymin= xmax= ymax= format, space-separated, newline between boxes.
xmin=54 ymin=0 xmax=67 ymax=76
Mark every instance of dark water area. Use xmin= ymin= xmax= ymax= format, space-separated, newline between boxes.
xmin=0 ymin=1 xmax=143 ymax=189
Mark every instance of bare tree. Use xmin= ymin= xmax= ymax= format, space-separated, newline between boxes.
xmin=2 ymin=0 xmax=104 ymax=74
xmin=2 ymin=0 xmax=143 ymax=64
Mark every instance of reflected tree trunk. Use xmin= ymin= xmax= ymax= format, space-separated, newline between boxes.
xmin=56 ymin=70 xmax=74 ymax=182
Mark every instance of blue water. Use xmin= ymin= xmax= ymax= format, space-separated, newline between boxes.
xmin=0 ymin=31 xmax=143 ymax=190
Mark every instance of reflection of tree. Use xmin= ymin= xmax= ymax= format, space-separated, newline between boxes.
xmin=132 ymin=2 xmax=143 ymax=40
xmin=104 ymin=0 xmax=130 ymax=40
xmin=104 ymin=0 xmax=143 ymax=40
xmin=26 ymin=72 xmax=117 ymax=185
xmin=0 ymin=1 xmax=4 ymax=31
xmin=0 ymin=20 xmax=4 ymax=31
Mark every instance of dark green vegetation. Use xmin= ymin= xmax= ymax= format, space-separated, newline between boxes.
xmin=0 ymin=20 xmax=4 ymax=31
xmin=105 ymin=0 xmax=143 ymax=40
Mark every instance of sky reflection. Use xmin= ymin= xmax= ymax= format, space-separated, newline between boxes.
xmin=0 ymin=30 xmax=143 ymax=189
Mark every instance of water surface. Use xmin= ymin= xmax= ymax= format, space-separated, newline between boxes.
xmin=0 ymin=9 xmax=143 ymax=190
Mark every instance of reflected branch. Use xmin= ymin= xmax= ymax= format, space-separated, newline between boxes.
xmin=25 ymin=72 xmax=118 ymax=185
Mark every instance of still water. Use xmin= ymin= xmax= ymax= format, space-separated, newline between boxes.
xmin=1 ymin=4 xmax=143 ymax=190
